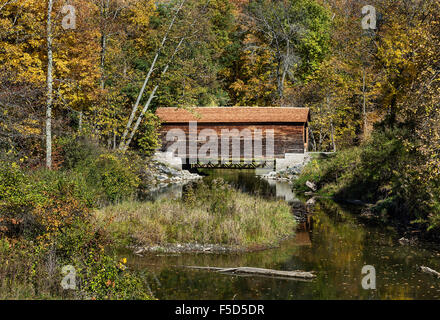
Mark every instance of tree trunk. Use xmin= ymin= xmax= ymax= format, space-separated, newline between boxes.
xmin=362 ymin=67 xmax=367 ymax=136
xmin=46 ymin=0 xmax=54 ymax=169
xmin=279 ymin=40 xmax=290 ymax=102
xmin=330 ymin=120 xmax=336 ymax=152
xmin=420 ymin=266 xmax=440 ymax=278
xmin=99 ymin=0 xmax=110 ymax=90
xmin=119 ymin=0 xmax=186 ymax=150
xmin=184 ymin=266 xmax=316 ymax=280
xmin=78 ymin=111 xmax=83 ymax=132
xmin=276 ymin=56 xmax=283 ymax=100
xmin=309 ymin=127 xmax=317 ymax=152
xmin=122 ymin=36 xmax=185 ymax=150
xmin=123 ymin=85 xmax=158 ymax=150
xmin=100 ymin=34 xmax=107 ymax=89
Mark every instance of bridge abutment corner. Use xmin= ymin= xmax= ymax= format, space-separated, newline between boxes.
xmin=275 ymin=153 xmax=306 ymax=172
xmin=153 ymin=152 xmax=183 ymax=170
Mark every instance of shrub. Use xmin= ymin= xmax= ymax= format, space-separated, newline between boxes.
xmin=0 ymin=161 xmax=29 ymax=205
xmin=82 ymin=153 xmax=140 ymax=204
xmin=59 ymin=137 xmax=142 ymax=204
xmin=57 ymin=135 xmax=100 ymax=170
xmin=293 ymin=148 xmax=361 ymax=195
xmin=295 ymin=127 xmax=440 ymax=236
xmin=53 ymin=218 xmax=152 ymax=300
xmin=0 ymin=221 xmax=153 ymax=300
xmin=0 ymin=137 xmax=152 ymax=299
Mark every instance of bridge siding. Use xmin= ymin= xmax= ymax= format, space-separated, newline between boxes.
xmin=158 ymin=123 xmax=306 ymax=159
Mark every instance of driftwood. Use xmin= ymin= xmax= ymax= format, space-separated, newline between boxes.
xmin=420 ymin=266 xmax=440 ymax=278
xmin=184 ymin=266 xmax=316 ymax=280
xmin=306 ymin=181 xmax=317 ymax=192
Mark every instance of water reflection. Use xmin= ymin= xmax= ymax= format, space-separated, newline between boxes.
xmin=129 ymin=169 xmax=440 ymax=300
xmin=143 ymin=183 xmax=184 ymax=201
xmin=146 ymin=169 xmax=299 ymax=204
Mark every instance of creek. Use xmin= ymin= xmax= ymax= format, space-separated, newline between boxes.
xmin=129 ymin=169 xmax=440 ymax=299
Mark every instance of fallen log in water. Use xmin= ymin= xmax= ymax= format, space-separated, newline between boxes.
xmin=184 ymin=266 xmax=316 ymax=280
xmin=420 ymin=266 xmax=440 ymax=278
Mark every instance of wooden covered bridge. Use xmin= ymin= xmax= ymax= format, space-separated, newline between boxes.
xmin=155 ymin=107 xmax=310 ymax=171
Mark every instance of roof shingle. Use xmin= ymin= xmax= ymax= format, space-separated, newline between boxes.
xmin=156 ymin=107 xmax=310 ymax=123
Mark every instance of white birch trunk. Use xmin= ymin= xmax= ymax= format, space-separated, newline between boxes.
xmin=362 ymin=67 xmax=367 ymax=135
xmin=119 ymin=0 xmax=186 ymax=150
xmin=46 ymin=0 xmax=54 ymax=169
xmin=122 ymin=37 xmax=185 ymax=150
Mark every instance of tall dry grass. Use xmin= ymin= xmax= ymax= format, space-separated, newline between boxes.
xmin=95 ymin=179 xmax=296 ymax=249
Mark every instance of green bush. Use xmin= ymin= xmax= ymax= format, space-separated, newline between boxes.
xmin=57 ymin=136 xmax=100 ymax=170
xmin=0 ymin=165 xmax=93 ymax=240
xmin=0 ymin=137 xmax=152 ymax=299
xmin=295 ymin=128 xmax=440 ymax=235
xmin=293 ymin=148 xmax=361 ymax=195
xmin=54 ymin=218 xmax=152 ymax=300
xmin=58 ymin=137 xmax=142 ymax=204
xmin=295 ymin=129 xmax=408 ymax=201
xmin=0 ymin=221 xmax=153 ymax=300
xmin=0 ymin=161 xmax=29 ymax=205
xmin=81 ymin=153 xmax=140 ymax=204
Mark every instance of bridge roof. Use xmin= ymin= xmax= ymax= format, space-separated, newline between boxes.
xmin=156 ymin=107 xmax=310 ymax=124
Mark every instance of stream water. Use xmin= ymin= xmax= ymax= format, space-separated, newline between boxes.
xmin=129 ymin=169 xmax=440 ymax=300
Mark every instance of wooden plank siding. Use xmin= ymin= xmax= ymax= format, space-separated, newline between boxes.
xmin=158 ymin=123 xmax=307 ymax=159
xmin=155 ymin=107 xmax=310 ymax=161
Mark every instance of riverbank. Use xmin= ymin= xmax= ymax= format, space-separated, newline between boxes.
xmin=0 ymin=136 xmax=299 ymax=299
xmin=143 ymin=161 xmax=202 ymax=193
xmin=293 ymin=133 xmax=440 ymax=241
xmin=95 ymin=179 xmax=297 ymax=254
xmin=261 ymin=153 xmax=313 ymax=182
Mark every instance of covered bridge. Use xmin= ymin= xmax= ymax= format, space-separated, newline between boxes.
xmin=155 ymin=107 xmax=310 ymax=170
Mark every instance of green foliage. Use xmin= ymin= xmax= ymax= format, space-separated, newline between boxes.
xmin=0 ymin=161 xmax=29 ymax=205
xmin=58 ymin=137 xmax=141 ymax=205
xmin=82 ymin=153 xmax=140 ymax=204
xmin=57 ymin=136 xmax=100 ymax=170
xmin=0 ymin=220 xmax=153 ymax=300
xmin=0 ymin=138 xmax=147 ymax=299
xmin=293 ymin=0 xmax=332 ymax=78
xmin=295 ymin=128 xmax=440 ymax=235
xmin=80 ymin=254 xmax=151 ymax=300
xmin=233 ymin=0 xmax=331 ymax=103
xmin=54 ymin=218 xmax=151 ymax=300
xmin=131 ymin=113 xmax=161 ymax=156
xmin=0 ymin=138 xmax=142 ymax=239
xmin=0 ymin=153 xmax=152 ymax=299
xmin=294 ymin=148 xmax=361 ymax=194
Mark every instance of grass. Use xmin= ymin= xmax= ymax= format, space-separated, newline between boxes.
xmin=294 ymin=148 xmax=362 ymax=197
xmin=95 ymin=179 xmax=297 ymax=250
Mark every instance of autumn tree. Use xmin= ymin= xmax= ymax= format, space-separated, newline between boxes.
xmin=233 ymin=0 xmax=331 ymax=103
